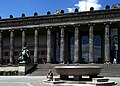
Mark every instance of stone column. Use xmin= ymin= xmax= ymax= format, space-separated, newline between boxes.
xmin=34 ymin=28 xmax=39 ymax=64
xmin=74 ymin=26 xmax=79 ymax=63
xmin=60 ymin=27 xmax=65 ymax=63
xmin=89 ymin=25 xmax=94 ymax=63
xmin=47 ymin=28 xmax=51 ymax=63
xmin=9 ymin=30 xmax=15 ymax=64
xmin=21 ymin=29 xmax=26 ymax=48
xmin=104 ymin=24 xmax=110 ymax=62
xmin=0 ymin=31 xmax=3 ymax=64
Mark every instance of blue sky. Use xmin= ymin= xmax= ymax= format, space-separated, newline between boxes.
xmin=0 ymin=0 xmax=119 ymax=19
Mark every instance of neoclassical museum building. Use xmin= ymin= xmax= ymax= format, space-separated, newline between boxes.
xmin=0 ymin=8 xmax=120 ymax=65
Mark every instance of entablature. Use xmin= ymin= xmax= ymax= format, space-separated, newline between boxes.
xmin=0 ymin=9 xmax=120 ymax=30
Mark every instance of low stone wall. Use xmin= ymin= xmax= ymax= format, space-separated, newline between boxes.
xmin=0 ymin=63 xmax=37 ymax=76
xmin=0 ymin=65 xmax=27 ymax=75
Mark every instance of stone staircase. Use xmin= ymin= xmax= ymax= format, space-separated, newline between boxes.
xmin=27 ymin=64 xmax=60 ymax=76
xmin=27 ymin=64 xmax=120 ymax=77
xmin=100 ymin=64 xmax=120 ymax=77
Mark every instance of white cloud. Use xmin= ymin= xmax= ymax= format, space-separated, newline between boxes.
xmin=67 ymin=8 xmax=75 ymax=13
xmin=67 ymin=0 xmax=101 ymax=12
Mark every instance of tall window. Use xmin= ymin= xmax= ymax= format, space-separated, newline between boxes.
xmin=94 ymin=35 xmax=101 ymax=63
xmin=69 ymin=33 xmax=74 ymax=63
xmin=82 ymin=36 xmax=89 ymax=63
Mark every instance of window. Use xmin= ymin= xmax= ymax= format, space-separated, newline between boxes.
xmin=30 ymin=51 xmax=34 ymax=55
xmin=41 ymin=50 xmax=46 ymax=55
xmin=4 ymin=52 xmax=9 ymax=56
xmin=15 ymin=51 xmax=19 ymax=56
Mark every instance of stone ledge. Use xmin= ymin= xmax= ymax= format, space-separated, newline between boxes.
xmin=43 ymin=80 xmax=65 ymax=84
xmin=92 ymin=78 xmax=109 ymax=82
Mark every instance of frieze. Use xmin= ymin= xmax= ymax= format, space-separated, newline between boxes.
xmin=0 ymin=9 xmax=120 ymax=28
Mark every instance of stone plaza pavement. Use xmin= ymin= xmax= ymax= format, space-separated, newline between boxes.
xmin=0 ymin=76 xmax=119 ymax=86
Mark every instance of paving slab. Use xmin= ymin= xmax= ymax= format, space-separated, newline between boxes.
xmin=0 ymin=76 xmax=118 ymax=86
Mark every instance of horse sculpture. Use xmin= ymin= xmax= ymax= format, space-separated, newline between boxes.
xmin=18 ymin=47 xmax=30 ymax=64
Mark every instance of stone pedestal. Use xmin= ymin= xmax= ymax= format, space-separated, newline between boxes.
xmin=18 ymin=65 xmax=25 ymax=75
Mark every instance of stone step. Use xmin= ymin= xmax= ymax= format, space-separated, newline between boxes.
xmin=92 ymin=78 xmax=109 ymax=82
xmin=87 ymin=81 xmax=116 ymax=86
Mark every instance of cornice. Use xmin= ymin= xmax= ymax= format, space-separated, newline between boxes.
xmin=0 ymin=9 xmax=120 ymax=29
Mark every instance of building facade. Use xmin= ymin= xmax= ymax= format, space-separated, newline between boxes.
xmin=0 ymin=9 xmax=120 ymax=65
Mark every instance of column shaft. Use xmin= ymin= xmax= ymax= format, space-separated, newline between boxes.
xmin=22 ymin=30 xmax=26 ymax=48
xmin=89 ymin=26 xmax=94 ymax=63
xmin=104 ymin=25 xmax=110 ymax=62
xmin=47 ymin=28 xmax=51 ymax=63
xmin=60 ymin=27 xmax=65 ymax=63
xmin=9 ymin=30 xmax=14 ymax=64
xmin=0 ymin=31 xmax=3 ymax=64
xmin=74 ymin=26 xmax=79 ymax=63
xmin=34 ymin=29 xmax=39 ymax=64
